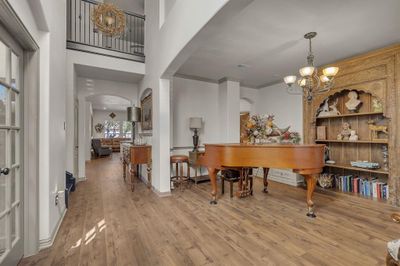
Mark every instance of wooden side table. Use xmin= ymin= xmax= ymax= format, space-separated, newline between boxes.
xmin=188 ymin=151 xmax=209 ymax=184
xmin=122 ymin=143 xmax=152 ymax=191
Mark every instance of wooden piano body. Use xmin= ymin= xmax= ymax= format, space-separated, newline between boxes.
xmin=198 ymin=143 xmax=325 ymax=217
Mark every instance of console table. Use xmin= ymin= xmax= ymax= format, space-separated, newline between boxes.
xmin=121 ymin=143 xmax=152 ymax=191
xmin=188 ymin=150 xmax=209 ymax=184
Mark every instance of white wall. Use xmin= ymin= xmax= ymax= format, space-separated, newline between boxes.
xmin=240 ymin=86 xmax=258 ymax=114
xmin=172 ymin=77 xmax=220 ymax=148
xmin=256 ymin=82 xmax=303 ymax=139
xmin=77 ymin=77 xmax=139 ymax=104
xmin=113 ymin=0 xmax=144 ymax=14
xmin=8 ymin=0 xmax=68 ymax=250
xmin=92 ymin=110 xmax=128 ymax=138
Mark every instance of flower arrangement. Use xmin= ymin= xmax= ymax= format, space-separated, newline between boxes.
xmin=245 ymin=114 xmax=268 ymax=141
xmin=244 ymin=114 xmax=301 ymax=144
xmin=279 ymin=131 xmax=301 ymax=144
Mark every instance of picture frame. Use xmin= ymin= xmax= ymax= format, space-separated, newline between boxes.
xmin=141 ymin=93 xmax=152 ymax=131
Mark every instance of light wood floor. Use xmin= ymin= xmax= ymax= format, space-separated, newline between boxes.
xmin=20 ymin=154 xmax=400 ymax=266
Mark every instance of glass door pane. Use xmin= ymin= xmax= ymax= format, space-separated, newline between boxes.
xmin=0 ymin=35 xmax=22 ymax=264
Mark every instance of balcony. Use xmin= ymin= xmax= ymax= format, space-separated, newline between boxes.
xmin=67 ymin=0 xmax=145 ymax=62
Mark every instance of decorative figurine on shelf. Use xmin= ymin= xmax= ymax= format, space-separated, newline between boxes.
xmin=350 ymin=161 xmax=380 ymax=169
xmin=329 ymin=98 xmax=341 ymax=116
xmin=317 ymin=98 xmax=331 ymax=117
xmin=349 ymin=130 xmax=359 ymax=141
xmin=345 ymin=91 xmax=362 ymax=112
xmin=382 ymin=145 xmax=389 ymax=172
xmin=318 ymin=173 xmax=334 ymax=188
xmin=372 ymin=98 xmax=383 ymax=113
xmin=324 ymin=146 xmax=330 ymax=162
xmin=340 ymin=122 xmax=352 ymax=140
xmin=368 ymin=120 xmax=388 ymax=140
xmin=337 ymin=134 xmax=343 ymax=140
xmin=317 ymin=98 xmax=341 ymax=117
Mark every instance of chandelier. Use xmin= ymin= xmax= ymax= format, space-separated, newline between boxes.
xmin=283 ymin=32 xmax=339 ymax=102
xmin=92 ymin=3 xmax=126 ymax=37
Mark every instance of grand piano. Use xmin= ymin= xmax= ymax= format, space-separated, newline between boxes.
xmin=198 ymin=143 xmax=325 ymax=217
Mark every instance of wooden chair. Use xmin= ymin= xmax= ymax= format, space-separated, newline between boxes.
xmin=170 ymin=155 xmax=190 ymax=191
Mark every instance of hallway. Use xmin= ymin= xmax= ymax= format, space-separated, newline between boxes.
xmin=20 ymin=154 xmax=399 ymax=266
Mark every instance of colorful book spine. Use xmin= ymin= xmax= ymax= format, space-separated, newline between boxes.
xmin=325 ymin=173 xmax=389 ymax=200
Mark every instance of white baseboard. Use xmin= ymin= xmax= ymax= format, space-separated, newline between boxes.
xmin=152 ymin=186 xmax=171 ymax=197
xmin=134 ymin=173 xmax=171 ymax=197
xmin=77 ymin=176 xmax=87 ymax=182
xmin=39 ymin=208 xmax=67 ymax=250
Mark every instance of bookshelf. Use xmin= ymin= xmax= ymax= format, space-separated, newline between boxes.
xmin=302 ymin=45 xmax=400 ymax=205
xmin=312 ymin=90 xmax=389 ymax=200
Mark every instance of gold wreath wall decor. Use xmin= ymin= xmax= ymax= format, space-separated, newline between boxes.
xmin=92 ymin=3 xmax=126 ymax=37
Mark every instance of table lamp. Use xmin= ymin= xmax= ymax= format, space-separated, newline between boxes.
xmin=189 ymin=117 xmax=202 ymax=152
xmin=127 ymin=106 xmax=141 ymax=143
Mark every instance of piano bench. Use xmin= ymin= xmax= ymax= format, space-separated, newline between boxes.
xmin=221 ymin=176 xmax=239 ymax=198
xmin=221 ymin=168 xmax=254 ymax=198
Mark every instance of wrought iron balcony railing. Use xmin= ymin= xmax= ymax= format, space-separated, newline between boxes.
xmin=67 ymin=0 xmax=145 ymax=62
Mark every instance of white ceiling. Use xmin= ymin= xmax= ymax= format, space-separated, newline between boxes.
xmin=176 ymin=0 xmax=400 ymax=88
xmin=87 ymin=94 xmax=131 ymax=111
xmin=75 ymin=64 xmax=144 ymax=83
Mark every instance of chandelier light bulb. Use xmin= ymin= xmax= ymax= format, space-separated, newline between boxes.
xmin=284 ymin=75 xmax=297 ymax=86
xmin=323 ymin=66 xmax=339 ymax=77
xmin=298 ymin=78 xmax=307 ymax=87
xmin=299 ymin=66 xmax=315 ymax=77
xmin=320 ymin=75 xmax=330 ymax=83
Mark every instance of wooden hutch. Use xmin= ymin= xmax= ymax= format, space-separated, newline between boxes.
xmin=303 ymin=44 xmax=400 ymax=206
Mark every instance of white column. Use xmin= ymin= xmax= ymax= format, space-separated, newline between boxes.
xmin=65 ymin=61 xmax=75 ymax=174
xmin=78 ymin=97 xmax=87 ymax=179
xmin=151 ymin=78 xmax=171 ymax=194
xmin=85 ymin=102 xmax=92 ymax=161
xmin=218 ymin=79 xmax=241 ymax=143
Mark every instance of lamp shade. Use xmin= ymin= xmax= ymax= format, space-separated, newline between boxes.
xmin=189 ymin=117 xmax=202 ymax=129
xmin=323 ymin=66 xmax=339 ymax=77
xmin=127 ymin=107 xmax=141 ymax=122
xmin=283 ymin=75 xmax=297 ymax=85
xmin=299 ymin=66 xmax=315 ymax=77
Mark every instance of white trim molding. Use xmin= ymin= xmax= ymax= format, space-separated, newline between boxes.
xmin=39 ymin=208 xmax=67 ymax=251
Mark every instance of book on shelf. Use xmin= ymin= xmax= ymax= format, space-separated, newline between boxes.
xmin=331 ymin=174 xmax=389 ymax=200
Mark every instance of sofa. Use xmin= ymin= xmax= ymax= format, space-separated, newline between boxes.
xmin=100 ymin=138 xmax=130 ymax=152
xmin=92 ymin=139 xmax=113 ymax=157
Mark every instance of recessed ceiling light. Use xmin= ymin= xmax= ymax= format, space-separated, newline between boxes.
xmin=237 ymin=64 xmax=251 ymax=68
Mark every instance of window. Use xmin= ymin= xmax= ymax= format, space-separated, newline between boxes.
xmin=103 ymin=120 xmax=132 ymax=138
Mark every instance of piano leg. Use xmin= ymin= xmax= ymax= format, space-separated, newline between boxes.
xmin=304 ymin=174 xmax=318 ymax=218
xmin=263 ymin=168 xmax=270 ymax=193
xmin=208 ymin=167 xmax=218 ymax=204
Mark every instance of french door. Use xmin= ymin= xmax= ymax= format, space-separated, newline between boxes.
xmin=0 ymin=22 xmax=24 ymax=265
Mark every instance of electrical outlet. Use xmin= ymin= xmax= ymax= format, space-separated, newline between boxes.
xmin=55 ymin=193 xmax=59 ymax=206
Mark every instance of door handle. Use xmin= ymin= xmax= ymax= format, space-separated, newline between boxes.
xmin=0 ymin=168 xmax=9 ymax=175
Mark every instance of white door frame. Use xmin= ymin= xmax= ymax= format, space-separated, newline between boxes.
xmin=0 ymin=0 xmax=40 ymax=262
